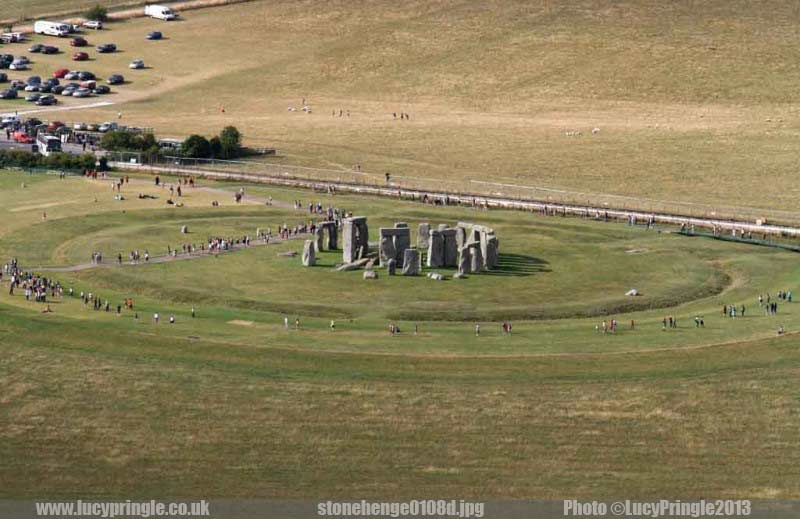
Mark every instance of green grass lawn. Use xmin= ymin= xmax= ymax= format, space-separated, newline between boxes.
xmin=2 ymin=169 xmax=800 ymax=498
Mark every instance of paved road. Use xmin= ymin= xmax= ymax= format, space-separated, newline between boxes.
xmin=115 ymin=161 xmax=800 ymax=238
xmin=0 ymin=132 xmax=91 ymax=155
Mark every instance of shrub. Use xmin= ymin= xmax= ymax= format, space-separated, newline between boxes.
xmin=85 ymin=5 xmax=108 ymax=22
xmin=181 ymin=134 xmax=211 ymax=158
xmin=218 ymin=126 xmax=241 ymax=159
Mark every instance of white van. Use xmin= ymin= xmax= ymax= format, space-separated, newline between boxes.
xmin=145 ymin=5 xmax=178 ymax=21
xmin=34 ymin=21 xmax=71 ymax=37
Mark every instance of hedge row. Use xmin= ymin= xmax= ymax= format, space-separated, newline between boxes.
xmin=0 ymin=150 xmax=96 ymax=171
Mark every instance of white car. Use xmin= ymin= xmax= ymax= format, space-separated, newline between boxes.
xmin=9 ymin=62 xmax=28 ymax=71
xmin=129 ymin=59 xmax=144 ymax=69
xmin=83 ymin=20 xmax=103 ymax=30
xmin=73 ymin=122 xmax=87 ymax=130
xmin=72 ymin=87 xmax=91 ymax=98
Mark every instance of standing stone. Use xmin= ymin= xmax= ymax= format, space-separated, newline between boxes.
xmin=438 ymin=223 xmax=449 ymax=232
xmin=417 ymin=223 xmax=430 ymax=250
xmin=325 ymin=222 xmax=338 ymax=250
xmin=343 ymin=220 xmax=357 ymax=263
xmin=455 ymin=226 xmax=466 ymax=249
xmin=342 ymin=217 xmax=369 ymax=263
xmin=402 ymin=249 xmax=420 ymax=276
xmin=469 ymin=242 xmax=483 ymax=273
xmin=442 ymin=229 xmax=458 ymax=267
xmin=387 ymin=258 xmax=397 ymax=275
xmin=427 ymin=230 xmax=444 ymax=267
xmin=485 ymin=235 xmax=499 ymax=269
xmin=302 ymin=240 xmax=316 ymax=266
xmin=393 ymin=231 xmax=410 ymax=266
xmin=379 ymin=236 xmax=396 ymax=267
xmin=458 ymin=246 xmax=471 ymax=276
xmin=314 ymin=227 xmax=324 ymax=253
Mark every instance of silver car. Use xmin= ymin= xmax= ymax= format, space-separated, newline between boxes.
xmin=129 ymin=59 xmax=145 ymax=69
xmin=72 ymin=87 xmax=91 ymax=98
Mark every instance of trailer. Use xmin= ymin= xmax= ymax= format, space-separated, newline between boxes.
xmin=145 ymin=5 xmax=178 ymax=20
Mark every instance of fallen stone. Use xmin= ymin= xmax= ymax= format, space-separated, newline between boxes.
xmin=336 ymin=258 xmax=371 ymax=271
xmin=363 ymin=270 xmax=378 ymax=280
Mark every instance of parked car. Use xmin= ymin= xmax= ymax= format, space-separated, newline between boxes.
xmin=24 ymin=85 xmax=39 ymax=92
xmin=1 ymin=115 xmax=20 ymax=127
xmin=54 ymin=68 xmax=70 ymax=79
xmin=83 ymin=20 xmax=103 ymax=30
xmin=64 ymin=71 xmax=80 ymax=80
xmin=98 ymin=122 xmax=117 ymax=132
xmin=73 ymin=87 xmax=91 ymax=98
xmin=28 ymin=44 xmax=44 ymax=53
xmin=27 ymin=75 xmax=41 ymax=85
xmin=0 ymin=73 xmax=7 ymax=82
xmin=47 ymin=121 xmax=65 ymax=131
xmin=0 ymin=88 xmax=18 ymax=99
xmin=129 ymin=59 xmax=145 ymax=69
xmin=78 ymin=71 xmax=95 ymax=80
xmin=72 ymin=52 xmax=89 ymax=61
xmin=70 ymin=37 xmax=88 ymax=47
xmin=16 ymin=56 xmax=30 ymax=65
xmin=52 ymin=85 xmax=65 ymax=94
xmin=61 ymin=87 xmax=76 ymax=96
xmin=146 ymin=31 xmax=163 ymax=40
xmin=24 ymin=92 xmax=41 ymax=102
xmin=80 ymin=80 xmax=96 ymax=89
xmin=35 ymin=95 xmax=57 ymax=106
xmin=39 ymin=84 xmax=53 ymax=93
xmin=107 ymin=74 xmax=124 ymax=85
xmin=9 ymin=60 xmax=28 ymax=71
xmin=93 ymin=84 xmax=110 ymax=94
xmin=97 ymin=43 xmax=116 ymax=53
xmin=42 ymin=46 xmax=59 ymax=55
xmin=73 ymin=122 xmax=87 ymax=130
xmin=86 ymin=123 xmax=99 ymax=132
xmin=13 ymin=131 xmax=34 ymax=143
xmin=45 ymin=77 xmax=60 ymax=87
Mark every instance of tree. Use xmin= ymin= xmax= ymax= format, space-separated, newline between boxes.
xmin=218 ymin=126 xmax=241 ymax=159
xmin=209 ymin=136 xmax=222 ymax=158
xmin=100 ymin=130 xmax=139 ymax=151
xmin=181 ymin=134 xmax=211 ymax=158
xmin=85 ymin=5 xmax=108 ymax=21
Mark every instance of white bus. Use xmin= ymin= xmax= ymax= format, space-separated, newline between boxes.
xmin=36 ymin=134 xmax=62 ymax=156
xmin=145 ymin=5 xmax=178 ymax=20
xmin=34 ymin=21 xmax=71 ymax=37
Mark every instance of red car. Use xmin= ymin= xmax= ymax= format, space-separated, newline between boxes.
xmin=13 ymin=131 xmax=34 ymax=144
xmin=72 ymin=52 xmax=89 ymax=61
xmin=70 ymin=37 xmax=88 ymax=47
xmin=53 ymin=68 xmax=70 ymax=79
xmin=47 ymin=121 xmax=65 ymax=132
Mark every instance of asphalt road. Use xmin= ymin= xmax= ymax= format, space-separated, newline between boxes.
xmin=0 ymin=131 xmax=90 ymax=155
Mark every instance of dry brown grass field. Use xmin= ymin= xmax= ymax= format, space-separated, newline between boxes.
xmin=9 ymin=0 xmax=800 ymax=214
